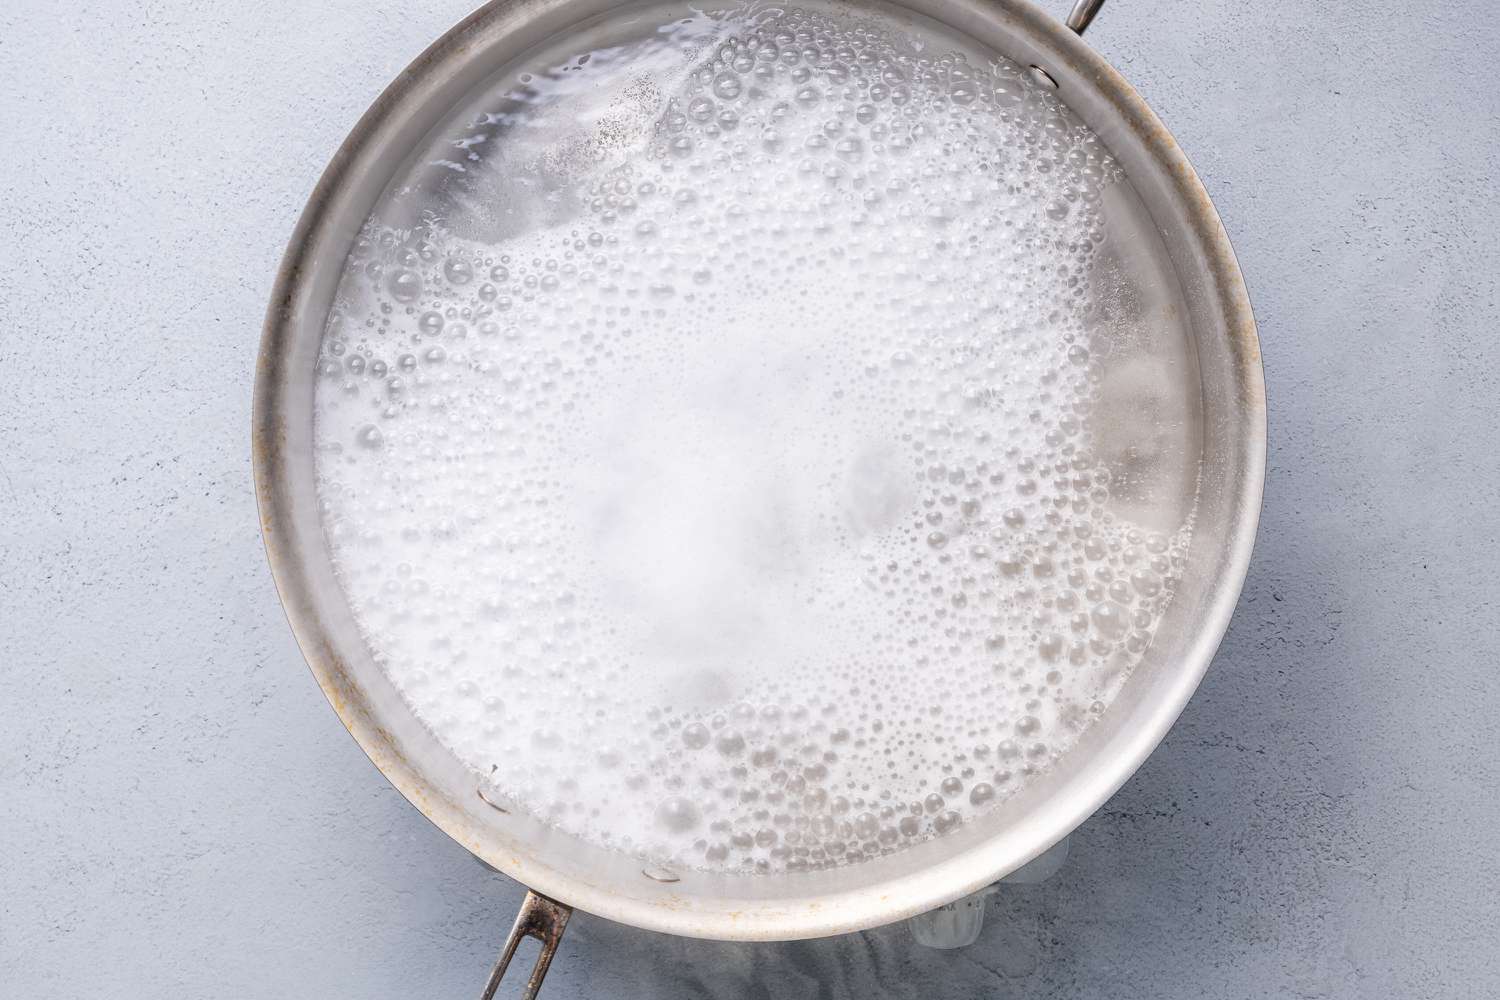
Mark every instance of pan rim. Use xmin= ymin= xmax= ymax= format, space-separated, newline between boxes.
xmin=252 ymin=0 xmax=1266 ymax=941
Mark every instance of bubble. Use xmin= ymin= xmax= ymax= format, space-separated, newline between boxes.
xmin=1091 ymin=602 xmax=1130 ymax=639
xmin=713 ymin=72 xmax=742 ymax=100
xmin=688 ymin=96 xmax=716 ymax=121
xmin=656 ymin=797 xmax=702 ymax=832
xmin=386 ymin=269 xmax=422 ymax=303
xmin=1130 ymin=570 xmax=1162 ymax=597
xmin=444 ymin=258 xmax=474 ymax=285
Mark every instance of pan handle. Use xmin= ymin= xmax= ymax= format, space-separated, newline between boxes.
xmin=1065 ymin=0 xmax=1105 ymax=34
xmin=479 ymin=890 xmax=573 ymax=1000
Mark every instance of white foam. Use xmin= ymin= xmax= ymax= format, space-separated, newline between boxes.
xmin=312 ymin=1 xmax=1197 ymax=874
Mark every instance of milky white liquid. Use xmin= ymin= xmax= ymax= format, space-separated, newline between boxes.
xmin=313 ymin=1 xmax=1199 ymax=874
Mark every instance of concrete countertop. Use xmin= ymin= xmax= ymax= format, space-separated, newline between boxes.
xmin=2 ymin=0 xmax=1496 ymax=996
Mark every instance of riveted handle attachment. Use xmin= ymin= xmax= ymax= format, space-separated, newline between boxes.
xmin=479 ymin=890 xmax=573 ymax=1000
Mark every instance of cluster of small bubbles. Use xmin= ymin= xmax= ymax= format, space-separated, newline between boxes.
xmin=313 ymin=2 xmax=1198 ymax=876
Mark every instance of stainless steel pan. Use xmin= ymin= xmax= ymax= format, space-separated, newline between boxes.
xmin=252 ymin=0 xmax=1265 ymax=994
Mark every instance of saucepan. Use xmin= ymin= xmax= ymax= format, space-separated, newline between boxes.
xmin=252 ymin=0 xmax=1265 ymax=995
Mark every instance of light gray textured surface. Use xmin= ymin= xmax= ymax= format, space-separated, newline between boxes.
xmin=2 ymin=0 xmax=1497 ymax=997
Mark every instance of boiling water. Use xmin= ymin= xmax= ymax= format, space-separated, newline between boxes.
xmin=312 ymin=0 xmax=1201 ymax=874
